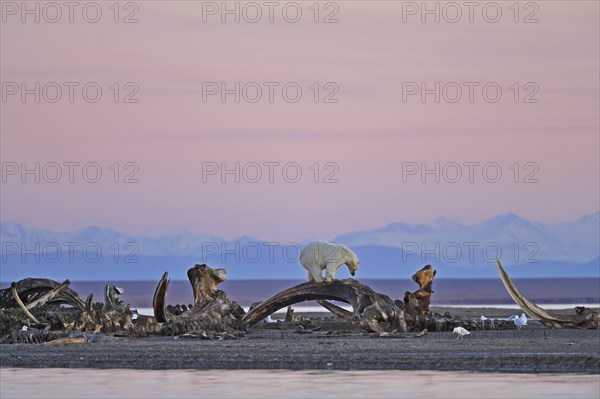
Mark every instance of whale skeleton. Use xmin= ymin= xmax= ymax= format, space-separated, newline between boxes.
xmin=496 ymin=260 xmax=598 ymax=329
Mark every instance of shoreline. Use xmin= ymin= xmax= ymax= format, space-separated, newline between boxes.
xmin=2 ymin=331 xmax=597 ymax=374
xmin=2 ymin=313 xmax=599 ymax=374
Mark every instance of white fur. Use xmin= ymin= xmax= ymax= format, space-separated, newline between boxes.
xmin=453 ymin=327 xmax=470 ymax=339
xmin=299 ymin=241 xmax=360 ymax=282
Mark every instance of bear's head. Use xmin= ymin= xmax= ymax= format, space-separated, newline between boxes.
xmin=348 ymin=261 xmax=359 ymax=276
xmin=343 ymin=245 xmax=360 ymax=276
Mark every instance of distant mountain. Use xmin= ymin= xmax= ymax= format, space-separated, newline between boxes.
xmin=0 ymin=221 xmax=225 ymax=257
xmin=334 ymin=213 xmax=599 ymax=264
xmin=1 ymin=213 xmax=598 ymax=281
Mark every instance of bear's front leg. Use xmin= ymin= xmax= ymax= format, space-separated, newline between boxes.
xmin=324 ymin=262 xmax=342 ymax=282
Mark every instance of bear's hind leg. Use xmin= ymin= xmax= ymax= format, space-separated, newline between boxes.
xmin=309 ymin=267 xmax=324 ymax=283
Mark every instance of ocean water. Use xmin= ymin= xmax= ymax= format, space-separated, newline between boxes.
xmin=1 ymin=369 xmax=598 ymax=399
xmin=134 ymin=303 xmax=600 ymax=316
xmin=68 ymin=278 xmax=600 ymax=309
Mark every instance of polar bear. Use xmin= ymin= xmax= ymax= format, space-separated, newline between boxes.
xmin=299 ymin=241 xmax=360 ymax=282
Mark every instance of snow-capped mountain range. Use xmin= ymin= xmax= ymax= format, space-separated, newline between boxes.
xmin=0 ymin=213 xmax=598 ymax=281
xmin=2 ymin=213 xmax=598 ymax=262
xmin=333 ymin=213 xmax=600 ymax=264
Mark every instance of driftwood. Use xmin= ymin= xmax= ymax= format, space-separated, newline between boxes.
xmin=496 ymin=260 xmax=599 ymax=329
xmin=243 ymin=278 xmax=407 ymax=332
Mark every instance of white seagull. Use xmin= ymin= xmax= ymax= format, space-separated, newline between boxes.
xmin=453 ymin=327 xmax=470 ymax=339
xmin=514 ymin=313 xmax=528 ymax=330
xmin=20 ymin=325 xmax=28 ymax=332
xmin=480 ymin=315 xmax=495 ymax=330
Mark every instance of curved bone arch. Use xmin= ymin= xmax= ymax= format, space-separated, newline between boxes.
xmin=0 ymin=278 xmax=85 ymax=311
xmin=242 ymin=278 xmax=406 ymax=332
xmin=496 ymin=260 xmax=598 ymax=329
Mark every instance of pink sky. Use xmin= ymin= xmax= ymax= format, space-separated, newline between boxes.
xmin=1 ymin=1 xmax=598 ymax=241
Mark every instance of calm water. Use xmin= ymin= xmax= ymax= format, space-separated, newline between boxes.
xmin=133 ymin=303 xmax=600 ymax=316
xmin=1 ymin=369 xmax=598 ymax=399
xmin=67 ymin=278 xmax=600 ymax=308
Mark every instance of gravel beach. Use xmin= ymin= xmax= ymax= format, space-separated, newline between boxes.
xmin=1 ymin=308 xmax=599 ymax=374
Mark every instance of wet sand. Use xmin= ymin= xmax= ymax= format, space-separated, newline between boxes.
xmin=1 ymin=309 xmax=599 ymax=374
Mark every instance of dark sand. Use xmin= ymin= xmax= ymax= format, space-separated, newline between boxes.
xmin=1 ymin=308 xmax=599 ymax=374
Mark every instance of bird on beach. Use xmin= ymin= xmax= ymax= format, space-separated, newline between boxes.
xmin=20 ymin=325 xmax=28 ymax=332
xmin=453 ymin=327 xmax=470 ymax=339
xmin=480 ymin=315 xmax=495 ymax=330
xmin=514 ymin=313 xmax=528 ymax=330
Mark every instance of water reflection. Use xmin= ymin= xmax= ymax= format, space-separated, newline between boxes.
xmin=1 ymin=368 xmax=598 ymax=399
